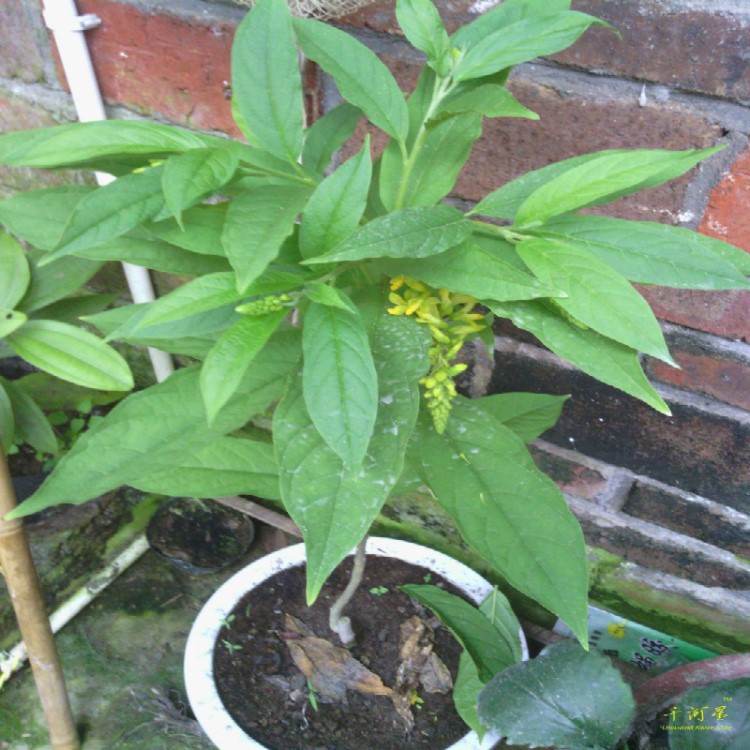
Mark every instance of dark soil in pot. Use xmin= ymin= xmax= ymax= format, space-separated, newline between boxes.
xmin=147 ymin=497 xmax=255 ymax=574
xmin=213 ymin=555 xmax=469 ymax=750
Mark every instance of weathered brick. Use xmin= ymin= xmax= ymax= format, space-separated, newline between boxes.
xmin=559 ymin=1 xmax=750 ymax=104
xmin=640 ymin=147 xmax=750 ymax=341
xmin=0 ymin=0 xmax=48 ymax=84
xmin=489 ymin=337 xmax=750 ymax=512
xmin=645 ymin=324 xmax=750 ymax=411
xmin=622 ymin=478 xmax=750 ymax=558
xmin=64 ymin=0 xmax=240 ymax=135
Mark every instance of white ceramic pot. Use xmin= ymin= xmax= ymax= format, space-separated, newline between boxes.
xmin=185 ymin=536 xmax=528 ymax=750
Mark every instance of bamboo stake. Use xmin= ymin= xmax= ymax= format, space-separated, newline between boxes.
xmin=0 ymin=446 xmax=80 ymax=750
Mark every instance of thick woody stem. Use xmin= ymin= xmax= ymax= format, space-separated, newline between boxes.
xmin=328 ymin=538 xmax=367 ymax=647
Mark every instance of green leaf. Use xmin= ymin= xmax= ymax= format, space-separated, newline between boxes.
xmin=275 ymin=312 xmax=427 ymax=602
xmin=73 ymin=232 xmax=230 ymax=276
xmin=0 ymin=378 xmax=58 ymax=456
xmin=453 ymin=653 xmax=487 ymax=740
xmin=7 ymin=319 xmax=134 ymax=391
xmin=19 ymin=251 xmax=102 ymax=313
xmin=515 ymin=148 xmax=720 ymax=228
xmin=134 ymin=436 xmax=280 ymax=500
xmin=162 ymin=148 xmax=239 ymax=225
xmin=416 ymin=398 xmax=589 ymax=642
xmin=0 ymin=185 xmax=93 ymax=250
xmin=517 ymin=237 xmax=674 ymax=364
xmin=454 ymin=12 xmax=606 ymax=82
xmin=223 ymin=185 xmax=311 ymax=291
xmin=200 ymin=311 xmax=287 ymax=424
xmin=488 ymin=299 xmax=670 ymax=414
xmin=437 ymin=84 xmax=538 ymax=120
xmin=668 ymin=679 xmax=750 ymax=750
xmin=0 ymin=309 xmax=27 ymax=338
xmin=479 ymin=642 xmax=635 ymax=749
xmin=379 ymin=112 xmax=483 ymax=210
xmin=401 ymin=584 xmax=517 ymax=683
xmin=479 ymin=588 xmax=524 ymax=664
xmin=294 ymin=17 xmax=409 ymax=144
xmin=232 ymin=0 xmax=304 ymax=162
xmin=0 ymin=120 xmax=222 ymax=171
xmin=0 ymin=381 xmax=14 ymax=452
xmin=50 ymin=167 xmax=166 ymax=259
xmin=395 ymin=0 xmax=451 ymax=74
xmin=9 ymin=331 xmax=300 ymax=517
xmin=379 ymin=240 xmax=561 ymax=302
xmin=478 ymin=392 xmax=568 ymax=443
xmin=535 ymin=215 xmax=750 ymax=289
xmin=0 ymin=232 xmax=30 ymax=309
xmin=135 ymin=272 xmax=241 ymax=330
xmin=30 ymin=294 xmax=117 ymax=325
xmin=306 ymin=205 xmax=471 ymax=264
xmin=144 ymin=204 xmax=228 ymax=256
xmin=302 ymin=103 xmax=362 ymax=175
xmin=452 ymin=0 xmax=572 ymax=50
xmin=300 ymin=138 xmax=372 ymax=259
xmin=14 ymin=372 xmax=124 ymax=412
xmin=304 ymin=283 xmax=357 ymax=313
xmin=302 ymin=301 xmax=378 ymax=467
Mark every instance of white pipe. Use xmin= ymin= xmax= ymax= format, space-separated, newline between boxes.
xmin=42 ymin=0 xmax=174 ymax=383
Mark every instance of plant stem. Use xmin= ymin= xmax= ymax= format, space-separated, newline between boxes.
xmin=328 ymin=537 xmax=367 ymax=647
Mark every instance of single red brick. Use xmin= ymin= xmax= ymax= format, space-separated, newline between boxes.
xmin=56 ymin=0 xmax=240 ymax=135
xmin=640 ymin=148 xmax=750 ymax=341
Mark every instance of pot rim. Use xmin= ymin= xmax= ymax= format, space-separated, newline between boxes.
xmin=185 ymin=536 xmax=526 ymax=750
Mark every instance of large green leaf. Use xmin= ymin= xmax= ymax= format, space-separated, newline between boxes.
xmin=0 ymin=185 xmax=93 ymax=250
xmin=275 ymin=312 xmax=428 ymax=602
xmin=395 ymin=0 xmax=450 ymax=74
xmin=0 ymin=309 xmax=27 ymax=338
xmin=30 ymin=294 xmax=116 ymax=325
xmin=478 ymin=642 xmax=635 ymax=749
xmin=0 ymin=232 xmax=30 ymax=309
xmin=74 ymin=232 xmax=230 ymax=276
xmin=232 ymin=0 xmax=304 ymax=162
xmin=134 ymin=436 xmax=280 ymax=500
xmin=517 ymin=237 xmax=674 ymax=363
xmin=379 ymin=112 xmax=483 ymax=210
xmin=379 ymin=240 xmax=561 ymax=301
xmin=19 ymin=251 xmax=102 ymax=314
xmin=452 ymin=0 xmax=572 ymax=50
xmin=478 ymin=392 xmax=568 ymax=443
xmin=0 ymin=377 xmax=58 ymax=456
xmin=161 ymin=148 xmax=239 ymax=225
xmin=294 ymin=17 xmax=409 ymax=144
xmin=222 ymin=185 xmax=311 ymax=291
xmin=515 ymin=148 xmax=719 ymax=228
xmin=488 ymin=299 xmax=670 ymax=414
xmin=454 ymin=12 xmax=606 ymax=82
xmin=453 ymin=652 xmax=487 ymax=739
xmin=306 ymin=205 xmax=470 ymax=264
xmin=50 ymin=167 xmax=166 ymax=259
xmin=200 ymin=312 xmax=288 ymax=424
xmin=7 ymin=320 xmax=133 ymax=391
xmin=0 ymin=120 xmax=222 ymax=171
xmin=299 ymin=139 xmax=371 ymax=259
xmin=144 ymin=204 xmax=228 ymax=256
xmin=535 ymin=215 xmax=750 ymax=289
xmin=301 ymin=103 xmax=362 ymax=175
xmin=668 ymin=679 xmax=750 ymax=750
xmin=401 ymin=584 xmax=516 ymax=683
xmin=416 ymin=397 xmax=589 ymax=642
xmin=9 ymin=331 xmax=300 ymax=517
xmin=478 ymin=588 xmax=523 ymax=664
xmin=302 ymin=300 xmax=378 ymax=467
xmin=436 ymin=84 xmax=538 ymax=120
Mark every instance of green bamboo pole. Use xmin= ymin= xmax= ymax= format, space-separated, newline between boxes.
xmin=0 ymin=445 xmax=80 ymax=750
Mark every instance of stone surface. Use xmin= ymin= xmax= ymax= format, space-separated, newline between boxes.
xmin=489 ymin=337 xmax=750 ymax=512
xmin=645 ymin=324 xmax=750 ymax=411
xmin=0 ymin=0 xmax=48 ymax=84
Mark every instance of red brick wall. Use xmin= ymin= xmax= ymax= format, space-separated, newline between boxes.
xmin=2 ymin=0 xmax=750 ymax=641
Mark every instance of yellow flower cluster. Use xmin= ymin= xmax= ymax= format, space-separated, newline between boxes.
xmin=235 ymin=293 xmax=292 ymax=316
xmin=387 ymin=275 xmax=486 ymax=433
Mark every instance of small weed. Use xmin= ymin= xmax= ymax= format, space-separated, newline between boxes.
xmin=369 ymin=586 xmax=389 ymax=596
xmin=422 ymin=573 xmax=432 ymax=583
xmin=306 ymin=679 xmax=319 ymax=712
xmin=221 ymin=614 xmax=236 ymax=630
xmin=221 ymin=640 xmax=242 ymax=653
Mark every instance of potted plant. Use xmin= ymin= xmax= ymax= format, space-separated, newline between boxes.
xmin=1 ymin=0 xmax=748 ymax=745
